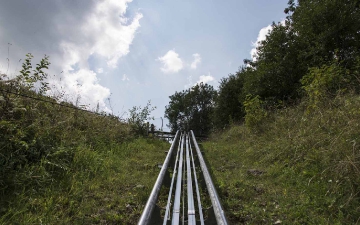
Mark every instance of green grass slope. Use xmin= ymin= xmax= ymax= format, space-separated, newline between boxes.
xmin=1 ymin=138 xmax=169 ymax=225
xmin=203 ymin=95 xmax=360 ymax=224
xmin=0 ymin=82 xmax=170 ymax=224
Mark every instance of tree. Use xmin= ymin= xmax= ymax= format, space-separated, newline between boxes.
xmin=165 ymin=83 xmax=217 ymax=136
xmin=240 ymin=0 xmax=360 ymax=103
xmin=287 ymin=0 xmax=360 ymax=68
xmin=243 ymin=21 xmax=308 ymax=101
xmin=213 ymin=68 xmax=247 ymax=129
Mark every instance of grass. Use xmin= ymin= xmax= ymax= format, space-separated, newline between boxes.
xmin=0 ymin=138 xmax=170 ymax=225
xmin=202 ymin=94 xmax=360 ymax=224
xmin=2 ymin=60 xmax=360 ymax=224
xmin=0 ymin=80 xmax=171 ymax=224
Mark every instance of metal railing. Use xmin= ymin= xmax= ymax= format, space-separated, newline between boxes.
xmin=138 ymin=130 xmax=228 ymax=225
xmin=137 ymin=131 xmax=180 ymax=225
xmin=190 ymin=131 xmax=228 ymax=225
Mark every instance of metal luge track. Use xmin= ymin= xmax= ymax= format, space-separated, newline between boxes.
xmin=138 ymin=131 xmax=228 ymax=225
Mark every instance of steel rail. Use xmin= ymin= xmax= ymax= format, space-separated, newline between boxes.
xmin=171 ymin=134 xmax=185 ymax=225
xmin=189 ymin=135 xmax=205 ymax=225
xmin=182 ymin=145 xmax=185 ymax=225
xmin=138 ymin=130 xmax=180 ymax=225
xmin=190 ymin=130 xmax=229 ymax=225
xmin=163 ymin=134 xmax=183 ymax=225
xmin=186 ymin=135 xmax=196 ymax=224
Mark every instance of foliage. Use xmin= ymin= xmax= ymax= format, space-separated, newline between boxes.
xmin=287 ymin=0 xmax=360 ymax=68
xmin=127 ymin=100 xmax=156 ymax=136
xmin=301 ymin=62 xmax=348 ymax=110
xmin=243 ymin=21 xmax=308 ymax=101
xmin=213 ymin=69 xmax=246 ymax=130
xmin=0 ymin=55 xmax=169 ymax=224
xmin=209 ymin=0 xmax=360 ymax=131
xmin=243 ymin=94 xmax=267 ymax=130
xmin=17 ymin=53 xmax=50 ymax=94
xmin=204 ymin=94 xmax=360 ymax=224
xmin=165 ymin=82 xmax=217 ymax=136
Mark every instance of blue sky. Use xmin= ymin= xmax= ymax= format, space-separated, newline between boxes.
xmin=0 ymin=0 xmax=288 ymax=130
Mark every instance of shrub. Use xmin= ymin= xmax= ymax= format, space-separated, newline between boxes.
xmin=127 ymin=100 xmax=155 ymax=136
xmin=243 ymin=94 xmax=267 ymax=130
xmin=301 ymin=62 xmax=348 ymax=110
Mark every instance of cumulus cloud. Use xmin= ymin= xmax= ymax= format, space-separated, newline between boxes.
xmin=83 ymin=2 xmax=143 ymax=68
xmin=250 ymin=20 xmax=286 ymax=61
xmin=59 ymin=69 xmax=110 ymax=109
xmin=190 ymin=53 xmax=201 ymax=69
xmin=250 ymin=24 xmax=273 ymax=61
xmin=195 ymin=74 xmax=215 ymax=85
xmin=158 ymin=50 xmax=184 ymax=73
xmin=0 ymin=0 xmax=142 ymax=111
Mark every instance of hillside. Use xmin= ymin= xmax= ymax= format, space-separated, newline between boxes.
xmin=1 ymin=1 xmax=359 ymax=224
xmin=0 ymin=77 xmax=170 ymax=224
xmin=202 ymin=94 xmax=360 ymax=224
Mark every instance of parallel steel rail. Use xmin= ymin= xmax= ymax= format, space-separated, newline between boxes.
xmin=190 ymin=131 xmax=228 ymax=225
xmin=138 ymin=131 xmax=180 ymax=224
xmin=138 ymin=130 xmax=228 ymax=225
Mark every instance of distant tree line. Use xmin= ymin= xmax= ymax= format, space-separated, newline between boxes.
xmin=165 ymin=0 xmax=360 ymax=135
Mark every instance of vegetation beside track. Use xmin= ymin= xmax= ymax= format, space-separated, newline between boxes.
xmin=203 ymin=94 xmax=360 ymax=224
xmin=0 ymin=58 xmax=170 ymax=224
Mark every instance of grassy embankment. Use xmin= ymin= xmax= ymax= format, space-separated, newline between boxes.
xmin=203 ymin=94 xmax=360 ymax=224
xmin=0 ymin=81 xmax=170 ymax=224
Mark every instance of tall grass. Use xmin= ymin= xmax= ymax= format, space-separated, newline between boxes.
xmin=203 ymin=94 xmax=360 ymax=224
xmin=0 ymin=69 xmax=170 ymax=224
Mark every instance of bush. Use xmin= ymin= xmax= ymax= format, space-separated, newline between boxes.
xmin=301 ymin=62 xmax=348 ymax=110
xmin=243 ymin=94 xmax=267 ymax=130
xmin=127 ymin=100 xmax=155 ymax=136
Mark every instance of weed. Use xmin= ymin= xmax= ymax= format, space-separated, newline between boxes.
xmin=203 ymin=94 xmax=360 ymax=224
xmin=0 ymin=56 xmax=170 ymax=224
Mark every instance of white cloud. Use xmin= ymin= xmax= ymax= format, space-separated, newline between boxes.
xmin=122 ymin=74 xmax=130 ymax=81
xmin=195 ymin=73 xmax=215 ymax=86
xmin=158 ymin=50 xmax=184 ymax=73
xmin=49 ymin=68 xmax=111 ymax=112
xmin=250 ymin=20 xmax=286 ymax=61
xmin=50 ymin=0 xmax=142 ymax=111
xmin=250 ymin=24 xmax=272 ymax=61
xmin=190 ymin=53 xmax=201 ymax=69
xmin=58 ymin=0 xmax=142 ymax=69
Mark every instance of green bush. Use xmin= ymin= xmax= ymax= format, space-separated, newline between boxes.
xmin=243 ymin=94 xmax=267 ymax=130
xmin=301 ymin=62 xmax=348 ymax=110
xmin=127 ymin=100 xmax=155 ymax=136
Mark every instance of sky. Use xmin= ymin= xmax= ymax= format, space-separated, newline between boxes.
xmin=0 ymin=0 xmax=288 ymax=131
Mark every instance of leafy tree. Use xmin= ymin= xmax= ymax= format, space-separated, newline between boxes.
xmin=165 ymin=82 xmax=217 ymax=136
xmin=213 ymin=68 xmax=247 ymax=129
xmin=243 ymin=21 xmax=308 ymax=101
xmin=287 ymin=0 xmax=360 ymax=68
xmin=241 ymin=0 xmax=360 ymax=103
